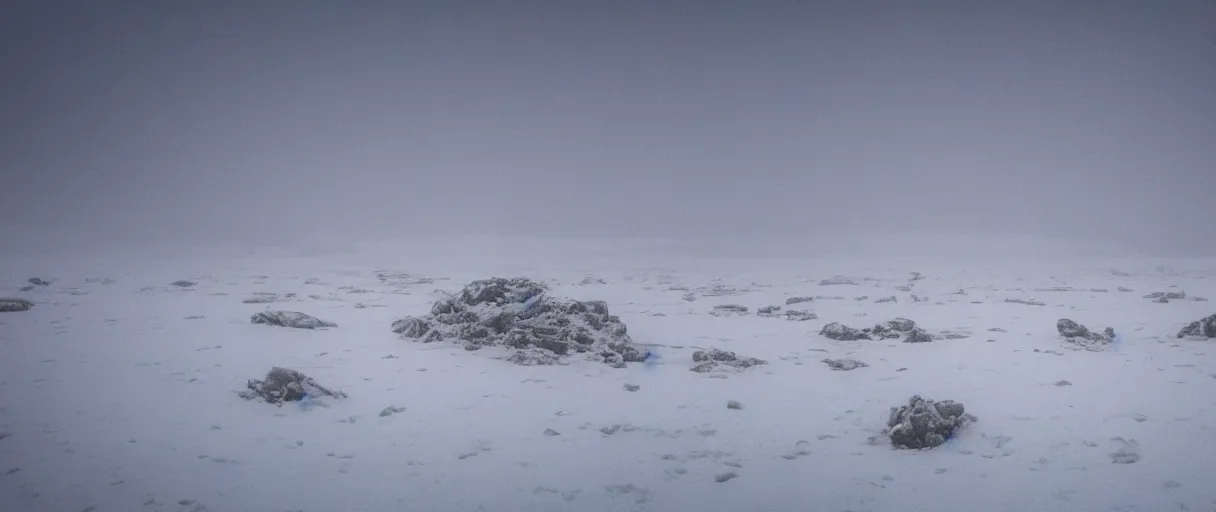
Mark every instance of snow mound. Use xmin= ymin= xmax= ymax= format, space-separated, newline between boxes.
xmin=238 ymin=367 xmax=347 ymax=405
xmin=1177 ymin=313 xmax=1216 ymax=339
xmin=251 ymin=311 xmax=337 ymax=329
xmin=820 ymin=318 xmax=919 ymax=341
xmin=884 ymin=395 xmax=977 ymax=449
xmin=0 ymin=298 xmax=34 ymax=312
xmin=690 ymin=348 xmax=767 ymax=373
xmin=394 ymin=277 xmax=644 ymax=367
xmin=1056 ymin=318 xmax=1115 ymax=351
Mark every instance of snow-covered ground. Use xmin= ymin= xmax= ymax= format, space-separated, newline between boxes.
xmin=2 ymin=236 xmax=1215 ymax=512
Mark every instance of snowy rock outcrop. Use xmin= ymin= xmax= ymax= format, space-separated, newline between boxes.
xmin=251 ymin=311 xmax=337 ymax=329
xmin=1177 ymin=314 xmax=1216 ymax=339
xmin=820 ymin=318 xmax=920 ymax=342
xmin=883 ymin=395 xmax=977 ymax=449
xmin=0 ymin=298 xmax=34 ymax=312
xmin=393 ymin=277 xmax=644 ymax=366
xmin=239 ymin=367 xmax=346 ymax=405
xmin=1056 ymin=318 xmax=1115 ymax=351
xmin=690 ymin=348 xmax=767 ymax=373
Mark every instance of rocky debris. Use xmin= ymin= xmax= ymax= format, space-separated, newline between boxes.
xmin=785 ymin=296 xmax=814 ymax=305
xmin=874 ymin=296 xmax=897 ymax=303
xmin=912 ymin=294 xmax=929 ymax=303
xmin=904 ymin=328 xmax=934 ymax=343
xmin=883 ymin=395 xmax=977 ymax=449
xmin=1118 ymin=287 xmax=1134 ymax=292
xmin=239 ymin=367 xmax=346 ymax=405
xmin=1154 ymin=296 xmax=1170 ymax=303
xmin=853 ymin=296 xmax=869 ymax=301
xmin=379 ymin=406 xmax=406 ymax=417
xmin=938 ymin=330 xmax=971 ymax=340
xmin=27 ymin=277 xmax=50 ymax=287
xmin=242 ymin=292 xmax=296 ymax=304
xmin=623 ymin=383 xmax=640 ymax=392
xmin=819 ymin=276 xmax=860 ymax=286
xmin=784 ymin=310 xmax=818 ymax=321
xmin=690 ymin=348 xmax=767 ymax=373
xmin=822 ymin=358 xmax=868 ymax=371
xmin=600 ymin=425 xmax=621 ymax=435
xmin=1056 ymin=318 xmax=1115 ymax=351
xmin=170 ymin=280 xmax=197 ymax=288
xmin=909 ymin=272 xmax=925 ymax=282
xmin=1144 ymin=291 xmax=1186 ymax=300
xmin=0 ymin=298 xmax=34 ymax=312
xmin=544 ymin=429 xmax=561 ymax=436
xmin=1177 ymin=314 xmax=1216 ymax=339
xmin=1034 ymin=286 xmax=1075 ymax=292
xmin=756 ymin=305 xmax=782 ymax=317
xmin=726 ymin=400 xmax=743 ymax=410
xmin=894 ymin=285 xmax=912 ymax=292
xmin=251 ymin=311 xmax=337 ymax=329
xmin=1192 ymin=296 xmax=1209 ymax=302
xmin=821 ymin=318 xmax=918 ymax=341
xmin=1090 ymin=288 xmax=1108 ymax=293
xmin=709 ymin=304 xmax=749 ymax=317
xmin=1054 ymin=380 xmax=1073 ymax=386
xmin=1004 ymin=298 xmax=1045 ymax=306
xmin=579 ymin=276 xmax=607 ymax=285
xmin=375 ymin=270 xmax=436 ymax=287
xmin=395 ymin=277 xmax=643 ymax=367
xmin=700 ymin=284 xmax=748 ymax=297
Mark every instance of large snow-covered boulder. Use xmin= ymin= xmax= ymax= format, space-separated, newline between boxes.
xmin=394 ymin=277 xmax=644 ymax=366
xmin=238 ymin=367 xmax=346 ymax=405
xmin=0 ymin=298 xmax=34 ymax=312
xmin=251 ymin=311 xmax=337 ymax=329
xmin=884 ymin=395 xmax=977 ymax=449
xmin=690 ymin=348 xmax=767 ymax=373
xmin=1056 ymin=318 xmax=1115 ymax=351
xmin=1177 ymin=314 xmax=1216 ymax=339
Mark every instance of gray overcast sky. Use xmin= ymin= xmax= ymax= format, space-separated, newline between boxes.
xmin=2 ymin=0 xmax=1213 ymax=252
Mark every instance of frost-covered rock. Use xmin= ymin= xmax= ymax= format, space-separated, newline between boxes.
xmin=710 ymin=304 xmax=749 ymax=317
xmin=0 ymin=298 xmax=34 ymax=312
xmin=819 ymin=276 xmax=859 ymax=286
xmin=874 ymin=296 xmax=897 ymax=303
xmin=784 ymin=310 xmax=818 ymax=321
xmin=397 ymin=277 xmax=643 ymax=366
xmin=1056 ymin=318 xmax=1115 ymax=351
xmin=884 ymin=395 xmax=977 ymax=449
xmin=1177 ymin=314 xmax=1216 ymax=339
xmin=904 ymin=327 xmax=933 ymax=344
xmin=785 ymin=296 xmax=814 ymax=305
xmin=238 ymin=367 xmax=346 ymax=405
xmin=27 ymin=277 xmax=50 ymax=287
xmin=821 ymin=318 xmax=918 ymax=341
xmin=756 ymin=305 xmax=782 ymax=318
xmin=822 ymin=358 xmax=868 ymax=371
xmin=251 ymin=311 xmax=337 ymax=329
xmin=690 ymin=348 xmax=767 ymax=373
xmin=170 ymin=280 xmax=197 ymax=288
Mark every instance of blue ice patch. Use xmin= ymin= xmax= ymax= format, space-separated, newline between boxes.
xmin=643 ymin=349 xmax=663 ymax=367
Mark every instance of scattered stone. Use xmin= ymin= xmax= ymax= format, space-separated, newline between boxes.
xmin=894 ymin=285 xmax=912 ymax=292
xmin=379 ymin=406 xmax=406 ymax=417
xmin=1056 ymin=318 xmax=1115 ymax=351
xmin=1177 ymin=314 xmax=1216 ymax=339
xmin=726 ymin=400 xmax=743 ymax=410
xmin=623 ymin=383 xmax=640 ymax=392
xmin=884 ymin=395 xmax=977 ymax=449
xmin=1090 ymin=288 xmax=1108 ymax=293
xmin=27 ymin=277 xmax=50 ymax=287
xmin=911 ymin=294 xmax=929 ymax=303
xmin=819 ymin=276 xmax=860 ymax=286
xmin=1154 ymin=296 xmax=1170 ymax=304
xmin=710 ymin=304 xmax=749 ymax=317
xmin=600 ymin=424 xmax=621 ymax=435
xmin=874 ymin=296 xmax=897 ymax=303
xmin=714 ymin=472 xmax=739 ymax=483
xmin=395 ymin=277 xmax=643 ymax=366
xmin=938 ymin=330 xmax=971 ymax=340
xmin=909 ymin=272 xmax=925 ymax=281
xmin=784 ymin=310 xmax=818 ymax=321
xmin=853 ymin=296 xmax=869 ymax=301
xmin=251 ymin=311 xmax=337 ymax=329
xmin=821 ymin=318 xmax=920 ymax=341
xmin=1191 ymin=296 xmax=1209 ymax=302
xmin=822 ymin=358 xmax=868 ymax=371
xmin=239 ymin=367 xmax=346 ymax=405
xmin=987 ymin=327 xmax=1007 ymax=332
xmin=543 ymin=429 xmax=560 ymax=436
xmin=1118 ymin=287 xmax=1134 ymax=292
xmin=1004 ymin=298 xmax=1045 ymax=306
xmin=18 ymin=285 xmax=34 ymax=292
xmin=579 ymin=276 xmax=607 ymax=285
xmin=0 ymin=298 xmax=34 ymax=312
xmin=785 ymin=296 xmax=814 ymax=305
xmin=820 ymin=322 xmax=869 ymax=341
xmin=690 ymin=348 xmax=767 ymax=373
xmin=1054 ymin=380 xmax=1073 ymax=386
xmin=756 ymin=305 xmax=782 ymax=317
xmin=170 ymin=280 xmax=197 ymax=288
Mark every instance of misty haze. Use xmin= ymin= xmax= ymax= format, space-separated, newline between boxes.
xmin=2 ymin=1 xmax=1214 ymax=511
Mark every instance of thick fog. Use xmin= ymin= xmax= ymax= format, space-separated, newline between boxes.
xmin=2 ymin=1 xmax=1214 ymax=256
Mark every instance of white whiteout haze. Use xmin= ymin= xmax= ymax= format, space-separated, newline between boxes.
xmin=1 ymin=1 xmax=1215 ymax=511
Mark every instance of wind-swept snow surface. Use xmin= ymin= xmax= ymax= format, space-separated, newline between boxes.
xmin=2 ymin=239 xmax=1216 ymax=512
